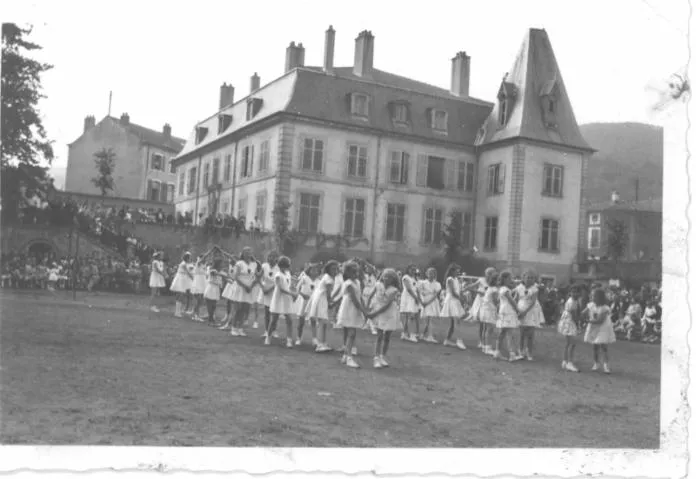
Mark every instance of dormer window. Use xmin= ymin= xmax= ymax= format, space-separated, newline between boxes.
xmin=498 ymin=96 xmax=508 ymax=125
xmin=218 ymin=114 xmax=233 ymax=134
xmin=475 ymin=126 xmax=486 ymax=144
xmin=351 ymin=93 xmax=369 ymax=117
xmin=246 ymin=98 xmax=263 ymax=121
xmin=195 ymin=126 xmax=209 ymax=144
xmin=497 ymin=78 xmax=516 ymax=127
xmin=540 ymin=77 xmax=558 ymax=128
xmin=430 ymin=109 xmax=448 ymax=132
xmin=392 ymin=103 xmax=409 ymax=124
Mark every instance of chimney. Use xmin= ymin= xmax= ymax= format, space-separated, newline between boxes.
xmin=83 ymin=115 xmax=96 ymax=132
xmin=120 ymin=113 xmax=130 ymax=126
xmin=450 ymin=51 xmax=470 ymax=97
xmin=219 ymin=82 xmax=235 ymax=109
xmin=611 ymin=191 xmax=620 ymax=203
xmin=163 ymin=123 xmax=171 ymax=139
xmin=285 ymin=42 xmax=306 ymax=72
xmin=353 ymin=30 xmax=374 ymax=77
xmin=323 ymin=25 xmax=335 ymax=73
xmin=250 ymin=73 xmax=260 ymax=93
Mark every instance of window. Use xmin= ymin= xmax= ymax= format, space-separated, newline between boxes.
xmin=259 ymin=140 xmax=270 ymax=173
xmin=393 ymin=103 xmax=408 ymax=124
xmin=351 ymin=93 xmax=369 ymax=117
xmin=487 ymin=163 xmax=505 ymax=195
xmin=301 ymin=138 xmax=324 ymax=172
xmin=167 ymin=184 xmax=175 ymax=203
xmin=246 ymin=98 xmax=263 ymax=121
xmin=237 ymin=197 xmax=248 ymax=219
xmin=212 ymin=158 xmax=220 ymax=185
xmin=298 ymin=193 xmax=321 ymax=233
xmin=499 ymin=98 xmax=508 ymax=125
xmin=430 ymin=109 xmax=448 ymax=131
xmin=542 ymin=164 xmax=564 ymax=197
xmin=218 ymin=114 xmax=232 ymax=134
xmin=178 ymin=170 xmax=185 ymax=195
xmin=588 ymin=226 xmax=601 ymax=249
xmin=224 ymin=154 xmax=232 ymax=182
xmin=425 ymin=156 xmax=446 ymax=189
xmin=343 ymin=198 xmax=365 ymax=237
xmin=255 ymin=190 xmax=267 ymax=226
xmin=347 ymin=145 xmax=368 ymax=178
xmin=148 ymin=180 xmax=161 ymax=202
xmin=187 ymin=167 xmax=197 ymax=194
xmin=203 ymin=162 xmax=210 ymax=188
xmin=150 ymin=153 xmax=164 ymax=171
xmin=451 ymin=211 xmax=473 ymax=248
xmin=385 ymin=203 xmax=406 ymax=242
xmin=240 ymin=145 xmax=254 ymax=178
xmin=539 ymin=218 xmax=560 ymax=252
xmin=457 ymin=161 xmax=475 ymax=192
xmin=195 ymin=126 xmax=208 ymax=144
xmin=169 ymin=161 xmax=176 ymax=174
xmin=589 ymin=213 xmax=601 ymax=226
xmin=484 ymin=216 xmax=498 ymax=250
xmin=389 ymin=151 xmax=409 ymax=185
xmin=221 ymin=200 xmax=229 ymax=214
xmin=423 ymin=207 xmax=443 ymax=244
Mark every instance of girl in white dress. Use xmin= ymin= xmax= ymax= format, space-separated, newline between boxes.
xmin=149 ymin=252 xmax=165 ymax=313
xmin=170 ymin=252 xmax=194 ymax=318
xmin=203 ymin=260 xmax=223 ymax=324
xmin=336 ymin=261 xmax=367 ymax=368
xmin=228 ymin=247 xmax=257 ymax=337
xmin=218 ymin=257 xmax=238 ymax=330
xmin=47 ymin=263 xmax=59 ymax=291
xmin=250 ymin=260 xmax=264 ymax=329
xmin=419 ymin=267 xmax=442 ymax=343
xmin=330 ymin=265 xmax=344 ymax=330
xmin=558 ymin=286 xmax=581 ymax=372
xmin=267 ymin=256 xmax=297 ymax=347
xmin=493 ymin=271 xmax=523 ymax=362
xmin=295 ymin=263 xmax=320 ymax=346
xmin=399 ymin=265 xmax=421 ymax=342
xmin=479 ymin=274 xmax=499 ymax=355
xmin=582 ymin=288 xmax=615 ymax=374
xmin=190 ymin=255 xmax=208 ymax=322
xmin=515 ymin=270 xmax=544 ymax=360
xmin=258 ymin=251 xmax=280 ymax=338
xmin=440 ymin=264 xmax=467 ymax=350
xmin=366 ymin=268 xmax=400 ymax=369
xmin=306 ymin=260 xmax=340 ymax=353
xmin=464 ymin=267 xmax=496 ymax=349
xmin=361 ymin=265 xmax=378 ymax=335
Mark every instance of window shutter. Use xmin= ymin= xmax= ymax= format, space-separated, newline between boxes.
xmin=387 ymin=151 xmax=397 ymax=183
xmin=466 ymin=162 xmax=475 ymax=192
xmin=498 ymin=164 xmax=506 ymax=193
xmin=340 ymin=198 xmax=348 ymax=235
xmin=446 ymin=158 xmax=457 ymax=189
xmin=416 ymin=154 xmax=428 ymax=187
xmin=147 ymin=180 xmax=153 ymax=200
xmin=249 ymin=145 xmax=255 ymax=176
xmin=346 ymin=145 xmax=352 ymax=179
xmin=539 ymin=219 xmax=544 ymax=249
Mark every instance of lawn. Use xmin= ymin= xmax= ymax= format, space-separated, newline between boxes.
xmin=0 ymin=290 xmax=660 ymax=448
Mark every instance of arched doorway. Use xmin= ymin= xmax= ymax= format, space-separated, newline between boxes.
xmin=26 ymin=240 xmax=55 ymax=263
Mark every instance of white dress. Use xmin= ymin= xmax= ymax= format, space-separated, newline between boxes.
xmin=191 ymin=263 xmax=207 ymax=295
xmin=221 ymin=264 xmax=238 ymax=301
xmin=373 ymin=284 xmax=400 ymax=331
xmin=362 ymin=274 xmax=377 ymax=309
xmin=257 ymin=263 xmax=279 ymax=307
xmin=496 ymin=286 xmax=519 ymax=329
xmin=399 ymin=274 xmax=420 ymax=314
xmin=440 ymin=277 xmax=465 ymax=318
xmin=229 ymin=260 xmax=256 ymax=304
xmin=584 ymin=303 xmax=616 ymax=344
xmin=306 ymin=273 xmax=334 ymax=320
xmin=515 ymin=283 xmax=544 ymax=328
xmin=480 ymin=286 xmax=498 ymax=325
xmin=169 ymin=261 xmax=193 ymax=293
xmin=269 ymin=271 xmax=293 ymax=315
xmin=336 ymin=279 xmax=363 ymax=328
xmin=470 ymin=278 xmax=488 ymax=320
xmin=292 ymin=273 xmax=313 ymax=317
xmin=149 ymin=260 xmax=165 ymax=288
xmin=203 ymin=269 xmax=222 ymax=301
xmin=48 ymin=267 xmax=59 ymax=282
xmin=420 ymin=279 xmax=442 ymax=318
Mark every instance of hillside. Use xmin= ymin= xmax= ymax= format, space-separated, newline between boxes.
xmin=579 ymin=122 xmax=663 ymax=203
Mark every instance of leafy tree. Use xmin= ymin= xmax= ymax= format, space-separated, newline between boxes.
xmin=606 ymin=218 xmax=629 ymax=276
xmin=441 ymin=211 xmax=463 ymax=261
xmin=91 ymin=147 xmax=116 ymax=196
xmin=272 ymin=200 xmax=293 ymax=255
xmin=1 ymin=23 xmax=54 ymax=221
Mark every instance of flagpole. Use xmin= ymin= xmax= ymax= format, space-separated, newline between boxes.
xmin=108 ymin=91 xmax=112 ymax=116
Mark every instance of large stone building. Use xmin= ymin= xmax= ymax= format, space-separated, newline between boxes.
xmin=66 ymin=114 xmax=185 ymax=203
xmin=172 ymin=27 xmax=593 ymax=283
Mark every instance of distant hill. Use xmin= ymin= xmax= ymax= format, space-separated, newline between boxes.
xmin=579 ymin=122 xmax=663 ymax=204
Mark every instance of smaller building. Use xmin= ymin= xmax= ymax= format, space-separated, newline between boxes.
xmin=65 ymin=114 xmax=185 ymax=203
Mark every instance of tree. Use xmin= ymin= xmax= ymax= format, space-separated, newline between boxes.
xmin=606 ymin=218 xmax=629 ymax=276
xmin=1 ymin=23 xmax=54 ymax=221
xmin=272 ymin=200 xmax=293 ymax=255
xmin=91 ymin=148 xmax=116 ymax=196
xmin=441 ymin=211 xmax=463 ymax=262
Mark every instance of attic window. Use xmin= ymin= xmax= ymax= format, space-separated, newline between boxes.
xmin=195 ymin=126 xmax=209 ymax=144
xmin=475 ymin=126 xmax=486 ymax=144
xmin=540 ymin=78 xmax=558 ymax=128
xmin=218 ymin=114 xmax=233 ymax=134
xmin=351 ymin=93 xmax=369 ymax=117
xmin=498 ymin=98 xmax=508 ymax=125
xmin=246 ymin=98 xmax=263 ymax=121
xmin=497 ymin=79 xmax=516 ymax=127
xmin=391 ymin=102 xmax=409 ymax=124
xmin=430 ymin=109 xmax=448 ymax=132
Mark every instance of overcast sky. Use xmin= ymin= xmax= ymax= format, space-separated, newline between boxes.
xmin=5 ymin=0 xmax=690 ymax=187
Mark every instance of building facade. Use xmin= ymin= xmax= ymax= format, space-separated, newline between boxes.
xmin=65 ymin=114 xmax=185 ymax=203
xmin=172 ymin=27 xmax=593 ymax=282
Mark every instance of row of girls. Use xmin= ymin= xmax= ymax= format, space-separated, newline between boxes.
xmin=149 ymin=251 xmax=617 ymax=372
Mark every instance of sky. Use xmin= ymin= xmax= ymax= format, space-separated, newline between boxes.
xmin=5 ymin=0 xmax=691 ymax=188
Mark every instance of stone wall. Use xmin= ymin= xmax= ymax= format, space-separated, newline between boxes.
xmin=2 ymin=224 xmax=121 ymax=259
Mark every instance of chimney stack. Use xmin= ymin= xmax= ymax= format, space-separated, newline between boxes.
xmin=163 ymin=123 xmax=171 ymax=139
xmin=450 ymin=51 xmax=470 ymax=97
xmin=250 ymin=73 xmax=260 ymax=93
xmin=285 ymin=42 xmax=306 ymax=72
xmin=353 ymin=30 xmax=374 ymax=77
xmin=120 ymin=113 xmax=130 ymax=126
xmin=84 ymin=115 xmax=96 ymax=132
xmin=323 ymin=25 xmax=335 ymax=73
xmin=219 ymin=82 xmax=235 ymax=109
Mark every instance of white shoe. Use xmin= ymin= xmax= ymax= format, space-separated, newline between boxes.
xmin=477 ymin=342 xmax=484 ymax=349
xmin=345 ymin=356 xmax=360 ymax=368
xmin=295 ymin=339 xmax=302 ymax=346
xmin=151 ymin=306 xmax=160 ymax=313
xmin=408 ymin=334 xmax=419 ymax=343
xmin=379 ymin=356 xmax=389 ymax=367
xmin=340 ymin=355 xmax=347 ymax=364
xmin=312 ymin=338 xmax=319 ymax=346
xmin=603 ymin=363 xmax=611 ymax=374
xmin=371 ymin=328 xmax=378 ymax=335
xmin=264 ymin=336 xmax=271 ymax=346
xmin=272 ymin=332 xmax=280 ymax=338
xmin=315 ymin=344 xmax=331 ymax=353
xmin=591 ymin=363 xmax=600 ymax=371
xmin=443 ymin=339 xmax=456 ymax=347
xmin=286 ymin=338 xmax=293 ymax=348
xmin=492 ymin=350 xmax=503 ymax=360
xmin=566 ymin=362 xmax=580 ymax=372
xmin=230 ymin=328 xmax=239 ymax=336
xmin=456 ymin=339 xmax=467 ymax=350
xmin=373 ymin=357 xmax=383 ymax=369
xmin=400 ymin=332 xmax=408 ymax=340
xmin=252 ymin=322 xmax=259 ymax=329
xmin=238 ymin=329 xmax=247 ymax=337
xmin=561 ymin=360 xmax=568 ymax=370
xmin=218 ymin=324 xmax=229 ymax=330
xmin=424 ymin=335 xmax=437 ymax=343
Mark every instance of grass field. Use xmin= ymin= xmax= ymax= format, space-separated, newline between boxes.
xmin=0 ymin=290 xmax=660 ymax=448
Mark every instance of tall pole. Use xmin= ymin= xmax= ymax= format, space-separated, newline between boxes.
xmin=108 ymin=91 xmax=112 ymax=116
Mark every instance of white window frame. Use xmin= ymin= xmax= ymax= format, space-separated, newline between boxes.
xmin=150 ymin=180 xmax=161 ymax=202
xmin=422 ymin=207 xmax=444 ymax=245
xmin=212 ymin=157 xmax=220 ymax=185
xmin=237 ymin=196 xmax=248 ymax=219
xmin=297 ymin=192 xmax=322 ymax=233
xmin=300 ymin=138 xmax=324 ymax=173
xmin=255 ymin=190 xmax=267 ymax=226
xmin=178 ymin=170 xmax=185 ymax=196
xmin=539 ymin=218 xmax=560 ymax=252
xmin=430 ymin=109 xmax=448 ymax=132
xmin=487 ymin=163 xmax=504 ymax=195
xmin=151 ymin=153 xmax=165 ymax=171
xmin=167 ymin=183 xmax=175 ymax=203
xmin=187 ymin=167 xmax=197 ymax=194
xmin=542 ymin=164 xmax=564 ymax=197
xmin=389 ymin=151 xmax=409 ymax=185
xmin=351 ymin=93 xmax=369 ymax=117
xmin=457 ymin=160 xmax=475 ymax=192
xmin=224 ymin=154 xmax=232 ymax=182
xmin=347 ymin=144 xmax=368 ymax=179
xmin=240 ymin=145 xmax=254 ymax=179
xmin=588 ymin=226 xmax=601 ymax=249
xmin=202 ymin=161 xmax=210 ymax=188
xmin=385 ymin=202 xmax=406 ymax=242
xmin=393 ymin=103 xmax=408 ymax=124
xmin=589 ymin=213 xmax=601 ymax=226
xmin=343 ymin=197 xmax=366 ymax=237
